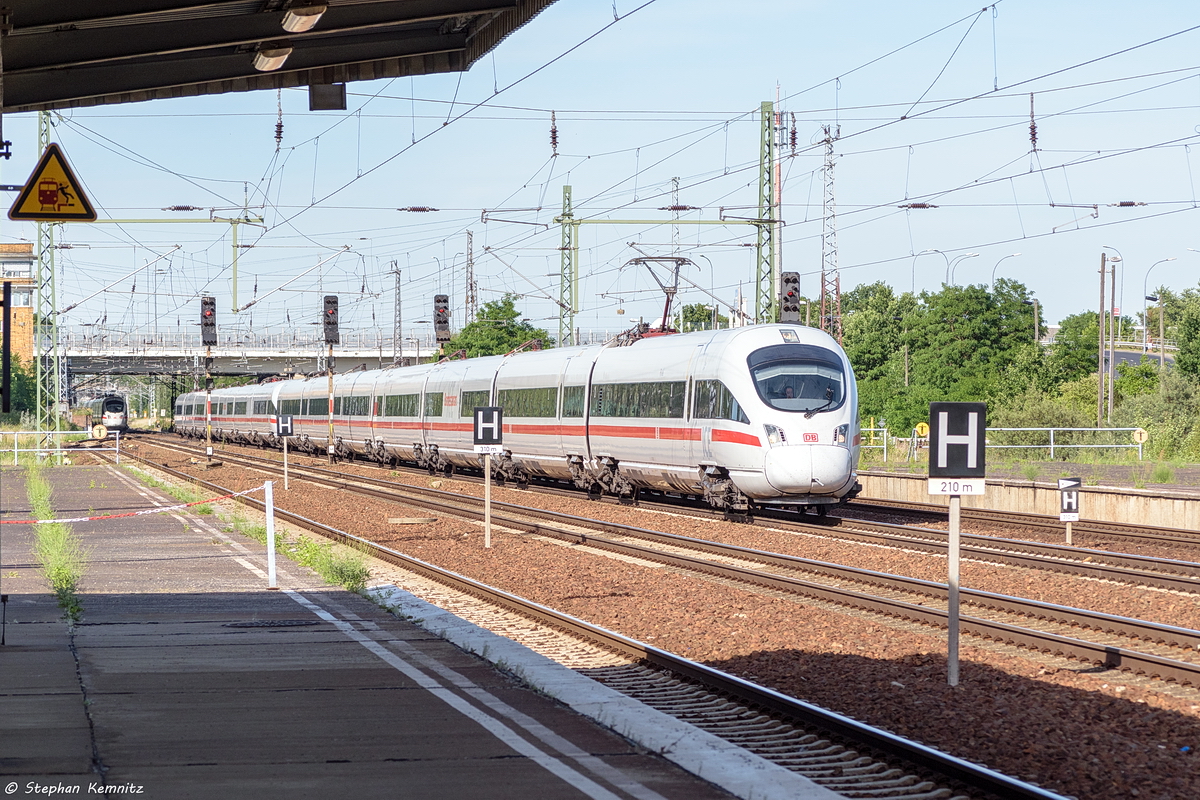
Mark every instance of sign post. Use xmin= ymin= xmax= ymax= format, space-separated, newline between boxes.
xmin=473 ymin=407 xmax=504 ymax=549
xmin=264 ymin=480 xmax=278 ymax=590
xmin=1058 ymin=477 xmax=1082 ymax=545
xmin=273 ymin=415 xmax=295 ymax=490
xmin=927 ymin=401 xmax=987 ymax=687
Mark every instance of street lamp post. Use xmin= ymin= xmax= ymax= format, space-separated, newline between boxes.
xmin=1142 ymin=257 xmax=1176 ymax=351
xmin=911 ymin=249 xmax=940 ymax=293
xmin=947 ymin=253 xmax=979 ymax=285
xmin=989 ymin=253 xmax=1023 ymax=289
xmin=1101 ymin=247 xmax=1124 ymax=424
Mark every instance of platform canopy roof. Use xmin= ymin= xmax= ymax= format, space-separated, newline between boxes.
xmin=1 ymin=0 xmax=556 ymax=114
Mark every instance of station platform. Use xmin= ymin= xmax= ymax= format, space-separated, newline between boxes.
xmin=0 ymin=464 xmax=835 ymax=800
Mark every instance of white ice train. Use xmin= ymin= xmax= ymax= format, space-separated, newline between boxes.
xmin=86 ymin=394 xmax=129 ymax=432
xmin=174 ymin=325 xmax=861 ymax=517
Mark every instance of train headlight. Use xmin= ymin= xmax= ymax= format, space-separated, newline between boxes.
xmin=764 ymin=424 xmax=786 ymax=447
xmin=833 ymin=424 xmax=850 ymax=447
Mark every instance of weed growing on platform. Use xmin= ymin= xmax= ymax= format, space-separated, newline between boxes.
xmin=119 ymin=466 xmax=369 ymax=594
xmin=122 ymin=466 xmax=214 ymax=514
xmin=227 ymin=515 xmax=370 ymax=594
xmin=1020 ymin=463 xmax=1041 ymax=481
xmin=24 ymin=464 xmax=87 ymax=622
xmin=1150 ymin=463 xmax=1175 ymax=484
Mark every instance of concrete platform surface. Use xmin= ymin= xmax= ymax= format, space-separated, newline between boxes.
xmin=0 ymin=464 xmax=838 ymax=800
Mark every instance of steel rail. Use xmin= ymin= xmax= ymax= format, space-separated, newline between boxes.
xmin=847 ymin=495 xmax=1200 ymax=548
xmin=119 ymin=442 xmax=1200 ymax=684
xmin=106 ymin=447 xmax=1068 ymax=800
xmin=131 ymin=435 xmax=1200 ymax=592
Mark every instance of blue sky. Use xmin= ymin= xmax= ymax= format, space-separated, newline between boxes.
xmin=2 ymin=0 xmax=1198 ymax=344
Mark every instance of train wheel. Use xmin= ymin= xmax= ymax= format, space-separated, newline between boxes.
xmin=815 ymin=505 xmax=828 ymax=518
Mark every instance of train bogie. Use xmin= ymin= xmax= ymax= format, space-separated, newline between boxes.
xmin=173 ymin=325 xmax=861 ymax=516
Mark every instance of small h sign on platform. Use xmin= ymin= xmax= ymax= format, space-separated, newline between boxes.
xmin=927 ymin=401 xmax=987 ymax=496
xmin=473 ymin=406 xmax=504 ymax=548
xmin=926 ymin=401 xmax=987 ymax=688
xmin=1058 ymin=477 xmax=1082 ymax=522
xmin=473 ymin=406 xmax=504 ymax=454
xmin=272 ymin=415 xmax=294 ymax=437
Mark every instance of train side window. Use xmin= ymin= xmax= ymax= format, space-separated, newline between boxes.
xmin=383 ymin=394 xmax=419 ymax=416
xmin=175 ymin=404 xmax=183 ymax=416
xmin=424 ymin=392 xmax=444 ymax=417
xmin=307 ymin=397 xmax=328 ymax=415
xmin=460 ymin=390 xmax=490 ymax=416
xmin=591 ymin=381 xmax=685 ymax=418
xmin=253 ymin=400 xmax=267 ymax=415
xmin=496 ymin=387 xmax=557 ymax=417
xmin=562 ymin=385 xmax=585 ymax=418
xmin=693 ymin=380 xmax=750 ymax=424
xmin=234 ymin=401 xmax=247 ymax=415
xmin=343 ymin=396 xmax=368 ymax=416
xmin=279 ymin=398 xmax=302 ymax=415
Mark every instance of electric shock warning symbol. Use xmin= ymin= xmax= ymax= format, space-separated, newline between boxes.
xmin=9 ymin=143 xmax=97 ymax=222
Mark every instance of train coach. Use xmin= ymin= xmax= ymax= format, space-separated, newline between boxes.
xmin=87 ymin=394 xmax=129 ymax=432
xmin=174 ymin=324 xmax=861 ymax=518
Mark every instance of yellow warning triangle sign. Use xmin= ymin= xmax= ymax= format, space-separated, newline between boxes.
xmin=8 ymin=143 xmax=97 ymax=222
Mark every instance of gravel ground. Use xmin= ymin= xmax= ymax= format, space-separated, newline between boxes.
xmin=131 ymin=441 xmax=1200 ymax=800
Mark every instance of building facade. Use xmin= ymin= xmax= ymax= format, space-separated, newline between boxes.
xmin=1 ymin=243 xmax=36 ymax=366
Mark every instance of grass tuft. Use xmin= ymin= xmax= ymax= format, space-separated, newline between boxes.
xmin=25 ymin=464 xmax=87 ymax=622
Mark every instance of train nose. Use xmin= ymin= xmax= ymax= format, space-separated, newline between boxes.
xmin=763 ymin=446 xmax=854 ymax=495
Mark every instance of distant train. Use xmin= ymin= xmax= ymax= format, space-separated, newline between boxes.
xmin=87 ymin=394 xmax=129 ymax=432
xmin=174 ymin=325 xmax=861 ymax=518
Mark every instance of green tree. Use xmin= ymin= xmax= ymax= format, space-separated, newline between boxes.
xmin=4 ymin=353 xmax=37 ymax=414
xmin=1048 ymin=311 xmax=1099 ymax=382
xmin=1177 ymin=296 xmax=1200 ymax=378
xmin=443 ymin=295 xmax=554 ymax=357
xmin=680 ymin=303 xmax=728 ymax=332
xmin=1114 ymin=359 xmax=1159 ymax=399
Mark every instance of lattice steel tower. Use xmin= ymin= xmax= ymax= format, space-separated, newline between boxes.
xmin=819 ymin=124 xmax=842 ymax=344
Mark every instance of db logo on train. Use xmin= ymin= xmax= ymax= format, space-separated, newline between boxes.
xmin=803 ymin=432 xmax=819 ymax=442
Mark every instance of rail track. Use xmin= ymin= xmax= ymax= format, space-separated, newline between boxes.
xmin=88 ymin=444 xmax=1073 ymax=800
xmin=844 ymin=494 xmax=1200 ymax=550
xmin=131 ymin=436 xmax=1200 ymax=594
xmin=117 ymin=438 xmax=1200 ymax=685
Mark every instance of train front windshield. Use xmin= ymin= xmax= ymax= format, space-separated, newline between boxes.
xmin=104 ymin=398 xmax=124 ymax=413
xmin=747 ymin=344 xmax=846 ymax=414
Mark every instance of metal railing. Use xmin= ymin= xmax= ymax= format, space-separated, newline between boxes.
xmin=6 ymin=429 xmax=121 ymax=465
xmin=985 ymin=427 xmax=1146 ymax=459
xmin=859 ymin=427 xmax=889 ymax=460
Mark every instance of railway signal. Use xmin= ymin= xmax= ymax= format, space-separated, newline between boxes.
xmin=323 ymin=295 xmax=340 ymax=344
xmin=434 ymin=294 xmax=451 ymax=343
xmin=200 ymin=296 xmax=217 ymax=345
xmin=780 ymin=272 xmax=801 ymax=323
xmin=926 ymin=401 xmax=988 ymax=688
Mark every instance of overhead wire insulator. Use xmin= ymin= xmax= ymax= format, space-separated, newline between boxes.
xmin=398 ymin=206 xmax=439 ymax=212
xmin=550 ymin=110 xmax=559 ymax=157
xmin=1112 ymin=201 xmax=1145 ymax=207
xmin=898 ymin=202 xmax=938 ymax=209
xmin=789 ymin=112 xmax=797 ymax=154
xmin=162 ymin=205 xmax=202 ymax=211
xmin=1029 ymin=92 xmax=1038 ymax=152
